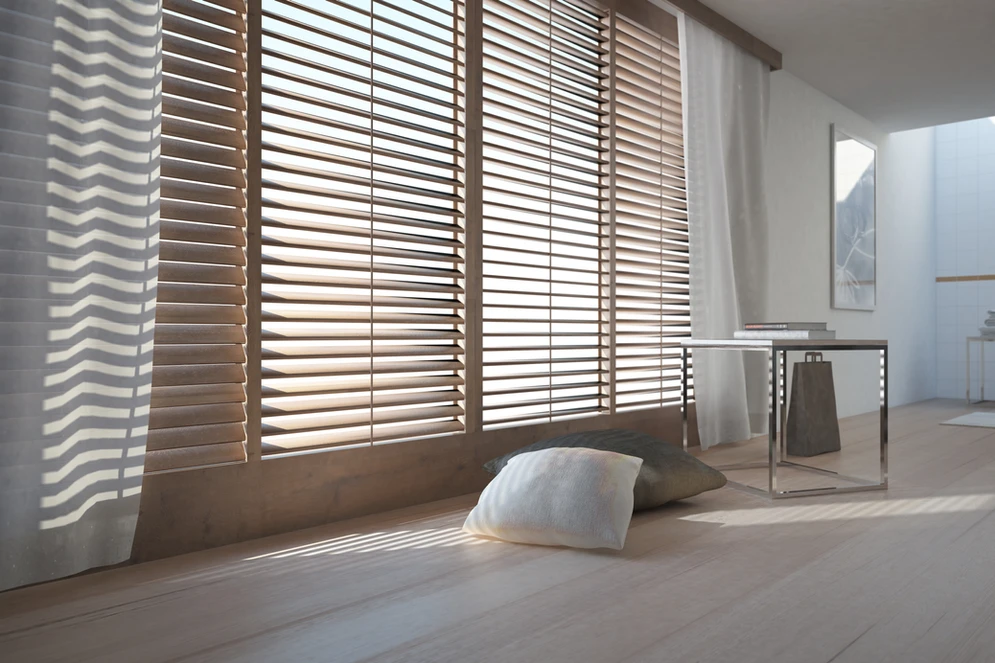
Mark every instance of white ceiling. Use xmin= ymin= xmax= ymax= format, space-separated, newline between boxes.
xmin=698 ymin=0 xmax=995 ymax=132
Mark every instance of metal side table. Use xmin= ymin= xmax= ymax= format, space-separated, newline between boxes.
xmin=966 ymin=336 xmax=995 ymax=405
xmin=680 ymin=339 xmax=888 ymax=499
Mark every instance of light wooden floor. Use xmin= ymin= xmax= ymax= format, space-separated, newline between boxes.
xmin=5 ymin=399 xmax=995 ymax=663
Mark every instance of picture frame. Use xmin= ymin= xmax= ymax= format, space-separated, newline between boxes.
xmin=830 ymin=124 xmax=877 ymax=311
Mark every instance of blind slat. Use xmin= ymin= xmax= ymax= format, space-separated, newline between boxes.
xmin=151 ymin=383 xmax=246 ymax=408
xmin=262 ymin=389 xmax=463 ymax=416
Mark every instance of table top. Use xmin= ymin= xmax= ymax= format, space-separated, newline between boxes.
xmin=681 ymin=338 xmax=888 ymax=350
xmin=967 ymin=336 xmax=995 ymax=342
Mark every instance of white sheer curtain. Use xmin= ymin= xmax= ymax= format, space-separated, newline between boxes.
xmin=0 ymin=0 xmax=160 ymax=590
xmin=679 ymin=15 xmax=770 ymax=449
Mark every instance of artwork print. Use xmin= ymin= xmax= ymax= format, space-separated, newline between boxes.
xmin=831 ymin=125 xmax=876 ymax=310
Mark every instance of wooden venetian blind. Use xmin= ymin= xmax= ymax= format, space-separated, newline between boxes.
xmin=480 ymin=0 xmax=610 ymax=428
xmin=257 ymin=0 xmax=466 ymax=453
xmin=612 ymin=14 xmax=690 ymax=410
xmin=149 ymin=0 xmax=249 ymax=472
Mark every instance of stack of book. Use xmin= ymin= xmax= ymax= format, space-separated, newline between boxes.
xmin=980 ymin=311 xmax=995 ymax=337
xmin=734 ymin=322 xmax=836 ymax=340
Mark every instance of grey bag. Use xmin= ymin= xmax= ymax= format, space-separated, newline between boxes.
xmin=786 ymin=352 xmax=841 ymax=457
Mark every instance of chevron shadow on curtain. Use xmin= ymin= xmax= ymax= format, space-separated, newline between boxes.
xmin=0 ymin=0 xmax=160 ymax=591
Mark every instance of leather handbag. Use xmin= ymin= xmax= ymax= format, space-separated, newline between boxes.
xmin=785 ymin=352 xmax=842 ymax=457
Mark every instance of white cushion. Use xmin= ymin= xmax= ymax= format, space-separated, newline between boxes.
xmin=462 ymin=447 xmax=643 ymax=550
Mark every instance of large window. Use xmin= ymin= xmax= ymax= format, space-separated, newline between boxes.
xmin=256 ymin=0 xmax=466 ymax=454
xmin=480 ymin=0 xmax=610 ymax=427
xmin=152 ymin=0 xmax=687 ymax=470
xmin=613 ymin=14 xmax=689 ymax=410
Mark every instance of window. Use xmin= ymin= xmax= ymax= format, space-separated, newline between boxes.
xmin=612 ymin=14 xmax=689 ymax=410
xmin=149 ymin=0 xmax=249 ymax=472
xmin=256 ymin=0 xmax=466 ymax=453
xmin=480 ymin=0 xmax=610 ymax=428
xmin=152 ymin=0 xmax=688 ymax=469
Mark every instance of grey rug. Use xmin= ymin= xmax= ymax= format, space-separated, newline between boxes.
xmin=940 ymin=412 xmax=995 ymax=428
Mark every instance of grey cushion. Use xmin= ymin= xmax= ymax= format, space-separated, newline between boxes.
xmin=484 ymin=429 xmax=726 ymax=511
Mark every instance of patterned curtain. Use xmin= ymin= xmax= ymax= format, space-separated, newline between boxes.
xmin=0 ymin=0 xmax=160 ymax=590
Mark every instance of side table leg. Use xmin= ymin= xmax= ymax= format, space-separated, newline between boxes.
xmin=880 ymin=347 xmax=889 ymax=488
xmin=983 ymin=341 xmax=986 ymax=402
xmin=769 ymin=349 xmax=778 ymax=497
xmin=681 ymin=346 xmax=688 ymax=452
xmin=779 ymin=350 xmax=787 ymax=461
xmin=967 ymin=339 xmax=971 ymax=405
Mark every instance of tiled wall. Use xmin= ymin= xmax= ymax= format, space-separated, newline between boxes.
xmin=935 ymin=118 xmax=995 ymax=399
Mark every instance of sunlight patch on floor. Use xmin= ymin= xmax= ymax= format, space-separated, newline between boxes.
xmin=679 ymin=494 xmax=995 ymax=527
xmin=244 ymin=527 xmax=491 ymax=560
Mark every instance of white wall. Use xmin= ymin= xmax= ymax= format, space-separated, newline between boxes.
xmin=935 ymin=118 xmax=995 ymax=400
xmin=764 ymin=71 xmax=937 ymax=418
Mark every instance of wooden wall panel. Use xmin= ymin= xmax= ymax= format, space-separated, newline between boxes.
xmin=133 ymin=403 xmax=698 ymax=561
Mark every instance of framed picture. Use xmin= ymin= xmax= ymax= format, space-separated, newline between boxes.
xmin=831 ymin=124 xmax=876 ymax=310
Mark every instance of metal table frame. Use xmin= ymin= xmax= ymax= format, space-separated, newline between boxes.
xmin=966 ymin=336 xmax=995 ymax=405
xmin=680 ymin=339 xmax=888 ymax=499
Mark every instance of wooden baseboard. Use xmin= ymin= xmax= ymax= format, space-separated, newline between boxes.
xmin=132 ymin=403 xmax=699 ymax=562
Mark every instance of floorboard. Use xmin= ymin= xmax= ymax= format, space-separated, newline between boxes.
xmin=3 ymin=398 xmax=995 ymax=662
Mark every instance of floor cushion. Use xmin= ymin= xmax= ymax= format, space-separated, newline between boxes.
xmin=484 ymin=428 xmax=726 ymax=511
xmin=464 ymin=447 xmax=642 ymax=550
